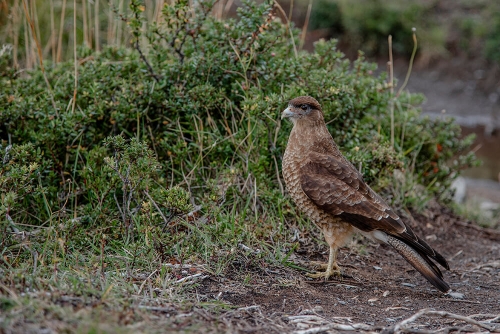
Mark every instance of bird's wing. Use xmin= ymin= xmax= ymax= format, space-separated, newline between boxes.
xmin=299 ymin=151 xmax=405 ymax=234
xmin=300 ymin=151 xmax=449 ymax=270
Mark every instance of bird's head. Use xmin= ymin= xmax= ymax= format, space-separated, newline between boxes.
xmin=281 ymin=96 xmax=324 ymax=126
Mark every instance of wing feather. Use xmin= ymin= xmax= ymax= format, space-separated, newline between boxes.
xmin=300 ymin=151 xmax=405 ymax=234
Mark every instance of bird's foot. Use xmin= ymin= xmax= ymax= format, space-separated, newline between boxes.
xmin=306 ymin=262 xmax=342 ymax=280
xmin=309 ymin=261 xmax=329 ymax=270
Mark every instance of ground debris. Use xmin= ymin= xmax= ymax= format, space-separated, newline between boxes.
xmin=281 ymin=308 xmax=500 ymax=334
xmin=3 ymin=208 xmax=500 ymax=333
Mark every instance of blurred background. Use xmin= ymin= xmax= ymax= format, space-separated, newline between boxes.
xmin=1 ymin=0 xmax=499 ymax=211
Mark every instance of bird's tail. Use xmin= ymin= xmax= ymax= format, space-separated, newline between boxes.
xmin=386 ymin=235 xmax=450 ymax=293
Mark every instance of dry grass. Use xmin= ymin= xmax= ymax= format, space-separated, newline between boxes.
xmin=0 ymin=0 xmax=236 ymax=68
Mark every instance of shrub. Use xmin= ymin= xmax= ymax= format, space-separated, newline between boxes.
xmin=308 ymin=0 xmax=446 ymax=59
xmin=307 ymin=0 xmax=500 ymax=66
xmin=0 ymin=0 xmax=478 ymax=271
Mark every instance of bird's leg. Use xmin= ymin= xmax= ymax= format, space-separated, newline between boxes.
xmin=307 ymin=245 xmax=341 ymax=280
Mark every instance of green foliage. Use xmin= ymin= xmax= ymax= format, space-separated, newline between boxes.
xmin=309 ymin=0 xmax=343 ymax=32
xmin=0 ymin=0 xmax=478 ymax=280
xmin=309 ymin=0 xmax=445 ymax=58
xmin=449 ymin=1 xmax=500 ymax=63
xmin=0 ymin=143 xmax=41 ymax=217
xmin=485 ymin=11 xmax=500 ymax=63
xmin=308 ymin=0 xmax=500 ymax=65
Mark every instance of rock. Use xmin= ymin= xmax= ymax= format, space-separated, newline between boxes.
xmin=447 ymin=292 xmax=465 ymax=299
xmin=451 ymin=176 xmax=467 ymax=203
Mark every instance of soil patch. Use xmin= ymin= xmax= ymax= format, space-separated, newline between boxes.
xmin=196 ymin=206 xmax=500 ymax=333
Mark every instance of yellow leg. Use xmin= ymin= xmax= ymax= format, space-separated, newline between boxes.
xmin=306 ymin=246 xmax=341 ymax=280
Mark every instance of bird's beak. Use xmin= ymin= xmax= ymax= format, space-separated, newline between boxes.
xmin=281 ymin=107 xmax=295 ymax=120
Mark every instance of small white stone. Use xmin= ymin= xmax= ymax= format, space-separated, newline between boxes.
xmin=447 ymin=292 xmax=465 ymax=299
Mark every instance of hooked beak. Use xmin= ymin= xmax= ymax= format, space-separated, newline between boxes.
xmin=281 ymin=107 xmax=295 ymax=120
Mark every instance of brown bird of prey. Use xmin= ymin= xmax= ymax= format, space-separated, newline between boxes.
xmin=281 ymin=96 xmax=450 ymax=293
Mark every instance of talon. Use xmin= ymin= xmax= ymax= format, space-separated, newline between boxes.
xmin=306 ymin=262 xmax=342 ymax=280
xmin=306 ymin=246 xmax=341 ymax=280
xmin=309 ymin=261 xmax=328 ymax=270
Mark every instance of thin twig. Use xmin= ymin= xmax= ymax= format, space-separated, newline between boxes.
xmin=236 ymin=305 xmax=261 ymax=312
xmin=393 ymin=309 xmax=498 ymax=333
xmin=175 ymin=273 xmax=208 ymax=284
xmin=6 ymin=213 xmax=38 ymax=275
xmin=397 ymin=28 xmax=418 ymax=97
xmin=56 ymin=0 xmax=67 ymax=62
xmin=143 ymin=190 xmax=172 ymax=226
xmin=439 ymin=299 xmax=481 ymax=304
xmin=135 ymin=40 xmax=160 ymax=83
xmin=82 ymin=0 xmax=89 ymax=47
xmin=273 ymin=154 xmax=284 ymax=195
xmin=273 ymin=0 xmax=298 ymax=59
xmin=21 ymin=0 xmax=58 ymax=115
xmin=95 ymin=0 xmax=100 ymax=52
xmin=388 ymin=35 xmax=394 ymax=148
xmin=293 ymin=322 xmax=376 ymax=334
xmin=468 ymin=261 xmax=500 ymax=272
xmin=72 ymin=0 xmax=78 ymax=114
xmin=11 ymin=0 xmax=20 ymax=67
xmin=289 ymin=309 xmax=499 ymax=334
xmin=299 ymin=0 xmax=312 ymax=50
xmin=137 ymin=269 xmax=158 ymax=295
xmin=454 ymin=220 xmax=500 ymax=236
xmin=163 ymin=263 xmax=205 ymax=269
xmin=137 ymin=305 xmax=176 ymax=312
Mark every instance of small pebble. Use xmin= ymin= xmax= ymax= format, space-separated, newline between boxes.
xmin=447 ymin=292 xmax=465 ymax=299
xmin=402 ymin=283 xmax=416 ymax=288
xmin=313 ymin=306 xmax=324 ymax=313
xmin=373 ymin=266 xmax=382 ymax=270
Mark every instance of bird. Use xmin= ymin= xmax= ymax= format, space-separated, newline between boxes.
xmin=281 ymin=96 xmax=450 ymax=293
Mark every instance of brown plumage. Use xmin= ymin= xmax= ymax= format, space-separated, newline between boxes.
xmin=281 ymin=96 xmax=450 ymax=293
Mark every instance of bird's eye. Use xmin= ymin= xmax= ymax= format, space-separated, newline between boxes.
xmin=300 ymin=104 xmax=309 ymax=111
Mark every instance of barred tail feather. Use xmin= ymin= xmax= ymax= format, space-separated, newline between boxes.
xmin=387 ymin=235 xmax=451 ymax=293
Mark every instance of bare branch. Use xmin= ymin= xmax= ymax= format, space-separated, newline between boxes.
xmin=135 ymin=39 xmax=160 ymax=83
xmin=393 ymin=309 xmax=498 ymax=333
xmin=6 ymin=213 xmax=38 ymax=275
xmin=143 ymin=189 xmax=173 ymax=226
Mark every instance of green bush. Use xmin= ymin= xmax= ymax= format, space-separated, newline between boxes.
xmin=309 ymin=0 xmax=446 ymax=58
xmin=0 ymin=0 xmax=477 ymax=272
xmin=485 ymin=11 xmax=500 ymax=63
xmin=308 ymin=0 xmax=500 ymax=65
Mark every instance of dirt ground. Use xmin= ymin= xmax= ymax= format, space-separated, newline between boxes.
xmin=188 ymin=206 xmax=500 ymax=333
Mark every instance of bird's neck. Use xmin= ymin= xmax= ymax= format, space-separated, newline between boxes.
xmin=288 ymin=122 xmax=342 ymax=157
